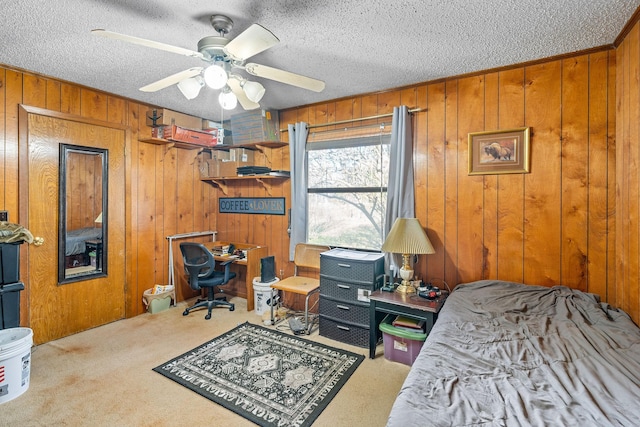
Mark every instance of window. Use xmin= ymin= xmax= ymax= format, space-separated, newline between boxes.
xmin=306 ymin=127 xmax=390 ymax=250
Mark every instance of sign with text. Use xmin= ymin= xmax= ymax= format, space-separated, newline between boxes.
xmin=219 ymin=197 xmax=286 ymax=215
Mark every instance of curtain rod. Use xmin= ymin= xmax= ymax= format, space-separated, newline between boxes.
xmin=279 ymin=107 xmax=424 ymax=133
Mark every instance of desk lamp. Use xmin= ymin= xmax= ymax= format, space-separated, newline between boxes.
xmin=381 ymin=218 xmax=435 ymax=293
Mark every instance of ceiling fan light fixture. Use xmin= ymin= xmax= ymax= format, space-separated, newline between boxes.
xmin=218 ymin=88 xmax=238 ymax=110
xmin=242 ymin=80 xmax=266 ymax=103
xmin=177 ymin=75 xmax=204 ymax=100
xmin=204 ymin=63 xmax=228 ymax=89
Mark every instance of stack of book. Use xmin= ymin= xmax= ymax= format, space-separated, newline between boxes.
xmin=391 ymin=315 xmax=426 ymax=333
xmin=210 ymin=244 xmax=230 ymax=256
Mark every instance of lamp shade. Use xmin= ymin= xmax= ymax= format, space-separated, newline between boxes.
xmin=218 ymin=89 xmax=238 ymax=110
xmin=381 ymin=218 xmax=435 ymax=255
xmin=177 ymin=76 xmax=204 ymax=100
xmin=242 ymin=80 xmax=265 ymax=103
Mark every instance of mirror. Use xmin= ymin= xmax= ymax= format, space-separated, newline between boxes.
xmin=58 ymin=144 xmax=108 ymax=284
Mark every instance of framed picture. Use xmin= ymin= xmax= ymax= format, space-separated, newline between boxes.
xmin=468 ymin=127 xmax=530 ymax=175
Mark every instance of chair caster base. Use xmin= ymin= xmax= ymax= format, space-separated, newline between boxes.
xmin=205 ymin=313 xmax=211 ymax=320
xmin=229 ymin=304 xmax=235 ymax=312
xmin=183 ymin=309 xmax=189 ymax=316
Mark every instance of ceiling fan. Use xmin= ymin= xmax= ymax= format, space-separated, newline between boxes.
xmin=92 ymin=14 xmax=325 ymax=111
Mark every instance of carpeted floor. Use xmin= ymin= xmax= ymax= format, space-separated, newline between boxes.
xmin=154 ymin=322 xmax=364 ymax=426
xmin=1 ymin=297 xmax=411 ymax=426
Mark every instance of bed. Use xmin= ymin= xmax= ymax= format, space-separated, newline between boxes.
xmin=65 ymin=227 xmax=101 ymax=256
xmin=387 ymin=280 xmax=640 ymax=426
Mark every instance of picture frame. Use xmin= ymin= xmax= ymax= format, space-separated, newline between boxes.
xmin=468 ymin=127 xmax=530 ymax=175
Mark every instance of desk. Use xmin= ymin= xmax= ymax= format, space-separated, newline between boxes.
xmin=368 ymin=290 xmax=448 ymax=359
xmin=203 ymin=241 xmax=268 ymax=311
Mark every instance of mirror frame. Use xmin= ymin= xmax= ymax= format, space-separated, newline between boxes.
xmin=58 ymin=143 xmax=109 ymax=284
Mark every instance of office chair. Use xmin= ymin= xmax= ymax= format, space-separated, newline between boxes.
xmin=180 ymin=242 xmax=236 ymax=320
xmin=270 ymin=243 xmax=331 ymax=334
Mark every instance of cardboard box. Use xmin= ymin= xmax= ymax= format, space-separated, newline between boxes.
xmin=155 ymin=125 xmax=218 ymax=147
xmin=229 ymin=148 xmax=255 ymax=164
xmin=219 ymin=160 xmax=240 ymax=177
xmin=199 ymin=152 xmax=211 ymax=178
xmin=206 ymin=159 xmax=221 ymax=177
xmin=212 ymin=150 xmax=230 ymax=161
xmin=230 ymin=109 xmax=279 ymax=145
xmin=146 ymin=108 xmax=202 ymax=129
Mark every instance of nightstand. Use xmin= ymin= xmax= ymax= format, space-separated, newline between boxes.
xmin=84 ymin=239 xmax=103 ymax=271
xmin=368 ymin=290 xmax=448 ymax=358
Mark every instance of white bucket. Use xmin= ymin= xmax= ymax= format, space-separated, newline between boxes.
xmin=252 ymin=277 xmax=279 ymax=316
xmin=0 ymin=327 xmax=33 ymax=404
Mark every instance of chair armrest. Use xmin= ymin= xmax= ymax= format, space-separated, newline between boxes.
xmin=219 ymin=259 xmax=235 ymax=282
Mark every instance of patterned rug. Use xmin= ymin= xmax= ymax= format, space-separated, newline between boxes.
xmin=153 ymin=322 xmax=364 ymax=427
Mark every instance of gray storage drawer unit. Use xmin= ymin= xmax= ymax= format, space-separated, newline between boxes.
xmin=319 ymin=248 xmax=384 ymax=347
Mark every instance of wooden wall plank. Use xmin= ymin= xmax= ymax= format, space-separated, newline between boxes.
xmin=523 ymin=61 xmax=563 ymax=286
xmin=443 ymin=80 xmax=459 ymax=287
xmin=496 ymin=68 xmax=526 ymax=282
xmin=588 ymin=51 xmax=613 ymax=300
xmin=456 ymin=76 xmax=485 ymax=283
xmin=625 ymin=22 xmax=640 ymax=321
xmin=425 ymin=83 xmax=446 ymax=284
xmin=561 ymin=55 xmax=590 ymax=290
xmin=482 ymin=72 xmax=500 ymax=280
xmin=606 ymin=50 xmax=617 ymax=305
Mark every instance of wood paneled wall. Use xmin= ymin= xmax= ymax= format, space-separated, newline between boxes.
xmin=1 ymin=12 xmax=639 ymax=330
xmin=280 ymin=48 xmax=620 ymax=318
xmin=0 ymin=66 xmax=215 ymax=324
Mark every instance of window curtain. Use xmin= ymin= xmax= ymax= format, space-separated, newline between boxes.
xmin=288 ymin=122 xmax=309 ymax=260
xmin=384 ymin=106 xmax=414 ymax=276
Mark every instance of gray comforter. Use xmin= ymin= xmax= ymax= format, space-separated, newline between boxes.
xmin=387 ymin=280 xmax=640 ymax=426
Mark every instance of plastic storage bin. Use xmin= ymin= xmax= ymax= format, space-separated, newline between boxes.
xmin=379 ymin=314 xmax=427 ymax=366
xmin=0 ymin=242 xmax=21 ymax=285
xmin=0 ymin=282 xmax=24 ymax=330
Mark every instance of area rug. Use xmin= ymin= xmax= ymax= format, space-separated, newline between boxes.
xmin=153 ymin=321 xmax=364 ymax=427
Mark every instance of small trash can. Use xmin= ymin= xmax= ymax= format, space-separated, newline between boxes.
xmin=379 ymin=314 xmax=427 ymax=366
xmin=143 ymin=285 xmax=174 ymax=314
xmin=252 ymin=277 xmax=279 ymax=316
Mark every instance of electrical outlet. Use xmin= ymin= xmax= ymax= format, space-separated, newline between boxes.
xmin=0 ymin=211 xmax=8 ymax=222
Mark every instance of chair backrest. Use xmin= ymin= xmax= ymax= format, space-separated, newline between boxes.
xmin=180 ymin=242 xmax=216 ymax=289
xmin=293 ymin=243 xmax=331 ymax=275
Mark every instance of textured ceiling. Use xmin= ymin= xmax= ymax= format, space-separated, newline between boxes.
xmin=1 ymin=0 xmax=638 ymax=121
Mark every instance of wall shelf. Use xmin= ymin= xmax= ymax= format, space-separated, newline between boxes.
xmin=201 ymin=175 xmax=289 ymax=195
xmin=139 ymin=137 xmax=206 ymax=150
xmin=209 ymin=141 xmax=287 ymax=153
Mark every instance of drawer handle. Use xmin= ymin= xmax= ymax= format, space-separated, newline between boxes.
xmin=337 ymin=325 xmax=350 ymax=331
xmin=338 ymin=263 xmax=351 ymax=268
xmin=337 ymin=284 xmax=351 ymax=289
xmin=336 ymin=304 xmax=350 ymax=310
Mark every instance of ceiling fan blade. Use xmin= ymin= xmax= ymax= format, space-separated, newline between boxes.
xmin=244 ymin=63 xmax=325 ymax=92
xmin=140 ymin=67 xmax=203 ymax=92
xmin=91 ymin=29 xmax=204 ymax=59
xmin=223 ymin=24 xmax=279 ymax=61
xmin=228 ymin=78 xmax=260 ymax=110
